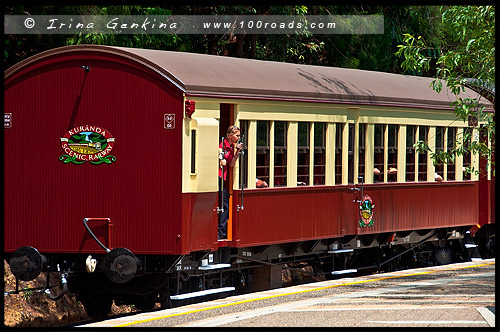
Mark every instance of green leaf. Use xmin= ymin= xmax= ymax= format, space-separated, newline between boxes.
xmin=466 ymin=38 xmax=476 ymax=51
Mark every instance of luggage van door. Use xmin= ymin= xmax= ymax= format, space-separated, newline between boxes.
xmin=185 ymin=117 xmax=220 ymax=247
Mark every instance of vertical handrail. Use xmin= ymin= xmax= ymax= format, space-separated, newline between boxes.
xmin=238 ymin=134 xmax=245 ymax=211
xmin=217 ymin=137 xmax=225 ymax=214
xmin=359 ymin=175 xmax=364 ymax=201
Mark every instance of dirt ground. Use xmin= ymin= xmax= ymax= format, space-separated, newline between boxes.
xmin=4 ymin=259 xmax=323 ymax=327
xmin=3 ymin=260 xmax=137 ymax=327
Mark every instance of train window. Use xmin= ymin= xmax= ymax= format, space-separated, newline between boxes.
xmin=462 ymin=127 xmax=473 ymax=181
xmin=374 ymin=124 xmax=384 ymax=183
xmin=297 ymin=122 xmax=310 ymax=185
xmin=418 ymin=126 xmax=428 ymax=181
xmin=358 ymin=123 xmax=366 ymax=183
xmin=191 ymin=129 xmax=196 ymax=174
xmin=313 ymin=122 xmax=326 ymax=185
xmin=240 ymin=120 xmax=249 ymax=188
xmin=274 ymin=121 xmax=287 ymax=186
xmin=348 ymin=123 xmax=354 ymax=184
xmin=387 ymin=124 xmax=398 ymax=182
xmin=335 ymin=123 xmax=343 ymax=184
xmin=256 ymin=121 xmax=270 ymax=185
xmin=447 ymin=127 xmax=456 ymax=181
xmin=406 ymin=125 xmax=416 ymax=181
xmin=434 ymin=126 xmax=445 ymax=180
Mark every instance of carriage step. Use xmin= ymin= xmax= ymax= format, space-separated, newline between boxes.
xmin=198 ymin=263 xmax=231 ymax=270
xmin=328 ymin=249 xmax=354 ymax=254
xmin=170 ymin=287 xmax=235 ymax=300
xmin=330 ymin=269 xmax=357 ymax=275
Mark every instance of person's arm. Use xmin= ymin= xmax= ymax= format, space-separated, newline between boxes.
xmin=228 ymin=143 xmax=243 ymax=167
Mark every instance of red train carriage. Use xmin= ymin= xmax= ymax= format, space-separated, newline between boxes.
xmin=4 ymin=45 xmax=494 ymax=317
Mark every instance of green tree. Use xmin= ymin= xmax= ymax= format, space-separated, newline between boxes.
xmin=396 ymin=5 xmax=495 ymax=176
xmin=4 ymin=5 xmax=444 ymax=71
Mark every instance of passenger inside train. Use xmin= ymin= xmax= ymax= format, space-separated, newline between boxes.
xmin=218 ymin=125 xmax=243 ymax=239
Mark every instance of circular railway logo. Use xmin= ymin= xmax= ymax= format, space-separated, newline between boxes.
xmin=59 ymin=125 xmax=116 ymax=164
xmin=359 ymin=195 xmax=374 ymax=227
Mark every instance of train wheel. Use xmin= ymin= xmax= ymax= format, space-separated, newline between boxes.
xmin=134 ymin=294 xmax=157 ymax=312
xmin=160 ymin=291 xmax=173 ymax=309
xmin=487 ymin=238 xmax=495 ymax=258
xmin=434 ymin=247 xmax=453 ymax=265
xmin=475 ymin=236 xmax=495 ymax=259
xmin=81 ymin=294 xmax=113 ymax=319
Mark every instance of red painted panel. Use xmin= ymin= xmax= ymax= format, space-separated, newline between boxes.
xmin=4 ymin=52 xmax=184 ymax=255
xmin=183 ymin=193 xmax=219 ymax=253
xmin=491 ymin=178 xmax=495 ymax=223
xmin=231 ymin=182 xmax=479 ymax=247
xmin=355 ymin=182 xmax=479 ymax=235
xmin=232 ymin=186 xmax=356 ymax=246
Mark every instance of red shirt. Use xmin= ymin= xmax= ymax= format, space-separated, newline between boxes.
xmin=219 ymin=139 xmax=235 ymax=180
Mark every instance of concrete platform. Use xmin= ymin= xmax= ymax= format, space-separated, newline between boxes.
xmin=79 ymin=258 xmax=495 ymax=328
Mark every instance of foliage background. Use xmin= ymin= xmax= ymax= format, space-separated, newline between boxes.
xmin=4 ymin=5 xmax=443 ymax=74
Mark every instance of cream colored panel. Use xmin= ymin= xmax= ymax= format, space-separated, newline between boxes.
xmin=309 ymin=123 xmax=314 ymax=185
xmin=427 ymin=126 xmax=436 ymax=181
xmin=188 ymin=99 xmax=222 ymax=119
xmin=443 ymin=127 xmax=448 ymax=181
xmin=364 ymin=124 xmax=374 ymax=184
xmin=414 ymin=126 xmax=419 ymax=182
xmin=325 ymin=123 xmax=335 ymax=185
xmin=341 ymin=123 xmax=348 ymax=185
xmin=353 ymin=122 xmax=359 ymax=184
xmin=383 ymin=124 xmax=388 ymax=183
xmin=397 ymin=125 xmax=406 ymax=183
xmin=359 ymin=107 xmax=468 ymax=127
xmin=288 ymin=122 xmax=298 ymax=186
xmin=185 ymin=117 xmax=219 ymax=193
xmin=269 ymin=121 xmax=275 ymax=188
xmin=238 ymin=102 xmax=348 ymax=123
xmin=185 ymin=96 xmax=483 ymax=188
xmin=193 ymin=96 xmax=480 ymax=128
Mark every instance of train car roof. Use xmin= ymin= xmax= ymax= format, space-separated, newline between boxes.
xmin=5 ymin=44 xmax=493 ymax=110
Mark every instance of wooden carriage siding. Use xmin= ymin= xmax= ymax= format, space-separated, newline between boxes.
xmin=4 ymin=45 xmax=493 ymax=254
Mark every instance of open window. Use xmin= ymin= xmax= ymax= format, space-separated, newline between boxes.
xmin=358 ymin=123 xmax=366 ymax=183
xmin=274 ymin=121 xmax=288 ymax=186
xmin=462 ymin=127 xmax=473 ymax=181
xmin=418 ymin=126 xmax=428 ymax=181
xmin=313 ymin=122 xmax=326 ymax=185
xmin=256 ymin=121 xmax=270 ymax=185
xmin=297 ymin=122 xmax=309 ymax=185
xmin=348 ymin=123 xmax=355 ymax=184
xmin=406 ymin=125 xmax=416 ymax=181
xmin=387 ymin=124 xmax=398 ymax=182
xmin=435 ymin=126 xmax=445 ymax=181
xmin=335 ymin=123 xmax=343 ymax=184
xmin=447 ymin=127 xmax=456 ymax=181
xmin=374 ymin=124 xmax=384 ymax=183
